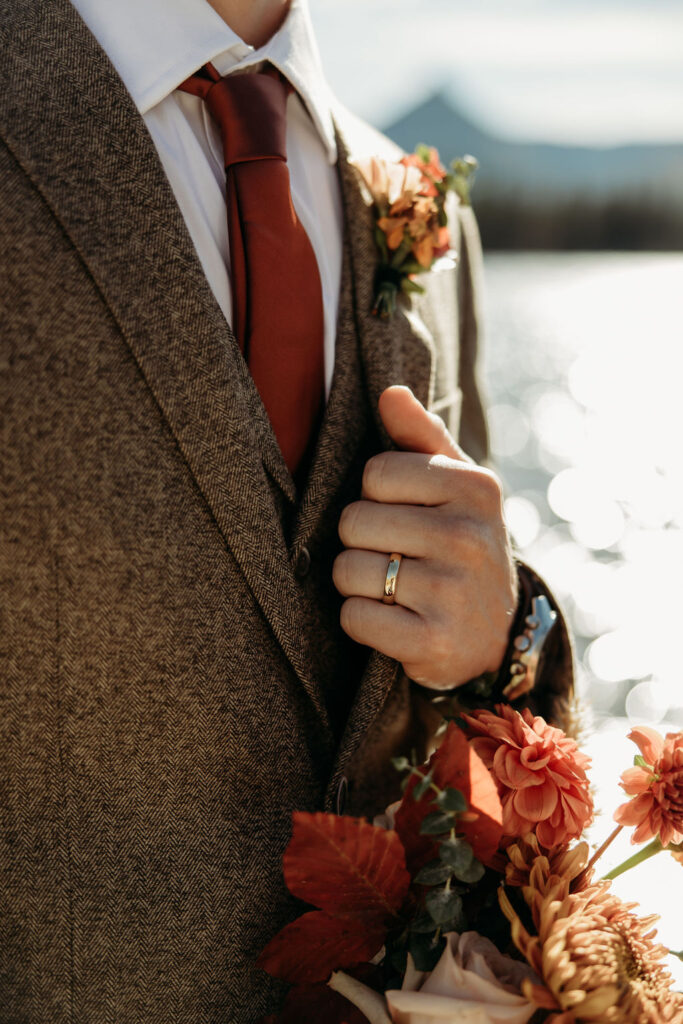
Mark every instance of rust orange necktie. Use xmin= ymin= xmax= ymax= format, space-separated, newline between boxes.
xmin=178 ymin=63 xmax=325 ymax=476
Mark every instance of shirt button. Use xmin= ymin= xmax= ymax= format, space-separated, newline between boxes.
xmin=294 ymin=546 xmax=311 ymax=580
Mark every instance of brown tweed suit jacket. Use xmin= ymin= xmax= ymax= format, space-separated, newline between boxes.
xmin=0 ymin=1 xmax=573 ymax=1020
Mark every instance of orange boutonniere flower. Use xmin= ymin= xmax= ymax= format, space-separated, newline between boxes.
xmin=351 ymin=146 xmax=477 ymax=318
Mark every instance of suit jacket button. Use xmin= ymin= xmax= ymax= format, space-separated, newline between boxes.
xmin=294 ymin=546 xmax=311 ymax=579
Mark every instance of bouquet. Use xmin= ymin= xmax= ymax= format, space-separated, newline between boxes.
xmin=258 ymin=706 xmax=683 ymax=1023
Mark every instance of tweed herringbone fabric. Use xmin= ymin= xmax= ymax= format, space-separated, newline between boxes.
xmin=0 ymin=1 xmax=573 ymax=1021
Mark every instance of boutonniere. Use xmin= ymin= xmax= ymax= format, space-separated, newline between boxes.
xmin=351 ymin=146 xmax=478 ymax=319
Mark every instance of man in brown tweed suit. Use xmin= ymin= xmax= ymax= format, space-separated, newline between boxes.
xmin=0 ymin=0 xmax=573 ymax=1020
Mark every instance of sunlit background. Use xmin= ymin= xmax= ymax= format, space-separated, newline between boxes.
xmin=311 ymin=0 xmax=683 ymax=982
xmin=311 ymin=0 xmax=683 ymax=145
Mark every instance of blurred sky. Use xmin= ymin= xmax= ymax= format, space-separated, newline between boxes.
xmin=308 ymin=0 xmax=683 ymax=146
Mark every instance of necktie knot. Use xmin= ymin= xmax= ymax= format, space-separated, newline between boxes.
xmin=182 ymin=68 xmax=289 ymax=168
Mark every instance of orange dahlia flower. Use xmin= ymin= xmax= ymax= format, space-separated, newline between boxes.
xmin=614 ymin=727 xmax=683 ymax=847
xmin=500 ymin=879 xmax=682 ymax=1023
xmin=462 ymin=705 xmax=593 ymax=849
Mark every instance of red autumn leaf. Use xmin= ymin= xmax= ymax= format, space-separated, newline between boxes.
xmin=283 ymin=812 xmax=410 ymax=924
xmin=257 ymin=910 xmax=385 ymax=984
xmin=395 ymin=722 xmax=503 ymax=872
xmin=258 ymin=814 xmax=410 ymax=986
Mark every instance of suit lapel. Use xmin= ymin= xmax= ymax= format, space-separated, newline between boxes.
xmin=0 ymin=0 xmax=328 ymax=730
xmin=291 ymin=136 xmax=367 ymax=549
xmin=319 ymin=129 xmax=437 ymax=805
xmin=294 ymin=126 xmax=436 ymax=547
xmin=294 ymin=127 xmax=438 ymax=803
xmin=335 ymin=129 xmax=436 ymax=439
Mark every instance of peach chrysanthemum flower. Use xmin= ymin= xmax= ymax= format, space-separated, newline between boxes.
xmin=505 ymin=834 xmax=592 ymax=895
xmin=614 ymin=727 xmax=683 ymax=847
xmin=500 ymin=879 xmax=683 ymax=1022
xmin=462 ymin=705 xmax=593 ymax=849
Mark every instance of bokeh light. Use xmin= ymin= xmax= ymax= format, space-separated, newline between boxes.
xmin=484 ymin=253 xmax=683 ymax=732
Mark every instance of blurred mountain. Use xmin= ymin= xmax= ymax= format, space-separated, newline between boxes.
xmin=383 ymin=92 xmax=683 ymax=248
xmin=383 ymin=92 xmax=683 ymax=203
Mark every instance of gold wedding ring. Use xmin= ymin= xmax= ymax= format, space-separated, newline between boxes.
xmin=382 ymin=553 xmax=403 ymax=604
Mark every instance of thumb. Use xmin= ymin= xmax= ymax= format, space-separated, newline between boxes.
xmin=378 ymin=386 xmax=468 ymax=460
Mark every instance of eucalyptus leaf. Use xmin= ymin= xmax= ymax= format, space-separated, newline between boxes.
xmin=453 ymin=858 xmax=485 ymax=885
xmin=439 ymin=838 xmax=474 ymax=872
xmin=410 ymin=912 xmax=438 ymax=935
xmin=413 ymin=771 xmax=434 ymax=800
xmin=420 ymin=811 xmax=454 ymax=836
xmin=438 ymin=904 xmax=468 ymax=934
xmin=414 ymin=860 xmax=453 ymax=886
xmin=426 ymin=888 xmax=463 ymax=926
xmin=435 ymin=788 xmax=466 ymax=813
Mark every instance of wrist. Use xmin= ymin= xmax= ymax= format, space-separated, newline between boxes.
xmin=433 ymin=561 xmax=560 ymax=711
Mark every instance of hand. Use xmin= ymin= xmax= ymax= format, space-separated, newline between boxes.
xmin=333 ymin=386 xmax=517 ymax=690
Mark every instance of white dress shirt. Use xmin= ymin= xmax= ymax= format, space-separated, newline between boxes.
xmin=69 ymin=0 xmax=344 ymax=397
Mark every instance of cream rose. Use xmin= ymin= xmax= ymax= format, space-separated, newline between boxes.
xmin=329 ymin=932 xmax=538 ymax=1024
xmin=385 ymin=932 xmax=538 ymax=1024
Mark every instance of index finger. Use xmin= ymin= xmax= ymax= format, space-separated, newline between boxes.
xmin=361 ymin=450 xmax=494 ymax=507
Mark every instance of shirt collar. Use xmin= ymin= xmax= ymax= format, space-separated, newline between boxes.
xmin=70 ymin=0 xmax=337 ymax=163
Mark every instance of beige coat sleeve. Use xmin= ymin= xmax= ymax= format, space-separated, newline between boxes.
xmin=454 ymin=203 xmax=490 ymax=467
